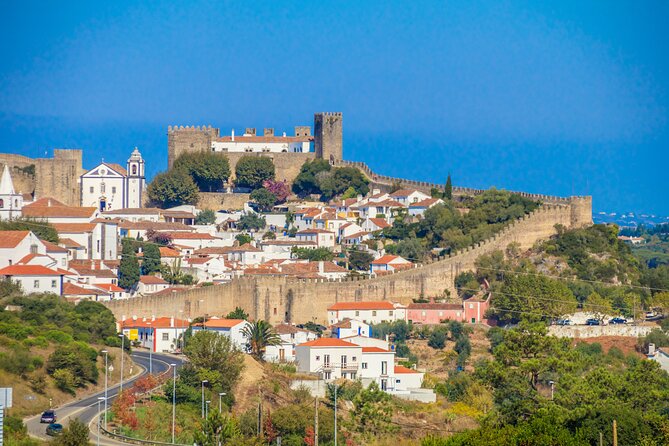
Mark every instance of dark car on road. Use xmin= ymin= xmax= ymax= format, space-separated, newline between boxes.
xmin=40 ymin=410 xmax=57 ymax=423
xmin=610 ymin=317 xmax=627 ymax=324
xmin=46 ymin=423 xmax=63 ymax=436
xmin=585 ymin=318 xmax=601 ymax=326
xmin=555 ymin=319 xmax=573 ymax=326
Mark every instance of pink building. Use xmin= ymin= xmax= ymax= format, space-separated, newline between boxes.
xmin=406 ymin=303 xmax=464 ymax=324
xmin=463 ymin=295 xmax=491 ymax=324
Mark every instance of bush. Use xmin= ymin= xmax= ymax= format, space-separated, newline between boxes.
xmin=45 ymin=330 xmax=74 ymax=344
xmin=29 ymin=373 xmax=48 ymax=394
xmin=428 ymin=329 xmax=447 ymax=349
xmin=52 ymin=368 xmax=77 ymax=394
xmin=47 ymin=344 xmax=98 ymax=387
xmin=235 ymin=156 xmax=275 ymax=189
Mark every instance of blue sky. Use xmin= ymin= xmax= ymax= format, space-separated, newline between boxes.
xmin=1 ymin=1 xmax=667 ymax=214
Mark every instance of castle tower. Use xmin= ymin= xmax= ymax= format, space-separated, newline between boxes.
xmin=314 ymin=112 xmax=343 ymax=163
xmin=167 ymin=125 xmax=220 ymax=168
xmin=125 ymin=147 xmax=146 ymax=208
xmin=0 ymin=164 xmax=23 ymax=220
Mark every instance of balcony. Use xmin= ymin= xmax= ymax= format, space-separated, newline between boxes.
xmin=340 ymin=362 xmax=358 ymax=371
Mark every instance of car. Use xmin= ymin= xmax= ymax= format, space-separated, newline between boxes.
xmin=46 ymin=423 xmax=63 ymax=436
xmin=40 ymin=410 xmax=57 ymax=423
xmin=555 ymin=319 xmax=573 ymax=326
xmin=585 ymin=318 xmax=601 ymax=326
xmin=610 ymin=317 xmax=627 ymax=324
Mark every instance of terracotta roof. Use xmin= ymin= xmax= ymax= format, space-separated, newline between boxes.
xmin=159 ymin=247 xmax=181 ymax=257
xmin=185 ymin=256 xmax=212 ymax=265
xmin=59 ymin=238 xmax=84 ymax=248
xmin=368 ymin=218 xmax=390 ymax=229
xmin=105 ymin=163 xmax=128 ymax=176
xmin=407 ymin=303 xmax=463 ymax=311
xmin=27 ymin=198 xmax=66 ymax=207
xmin=298 ymin=338 xmax=359 ymax=348
xmin=116 ymin=221 xmax=194 ymax=231
xmin=367 ymin=199 xmax=405 ymax=208
xmin=395 ymin=365 xmax=421 ymax=374
xmin=16 ymin=253 xmax=44 ymax=264
xmin=42 ymin=240 xmax=68 ymax=253
xmin=371 ymin=255 xmax=412 ymax=265
xmin=63 ymin=282 xmax=101 ymax=296
xmin=343 ymin=231 xmax=369 ymax=240
xmin=229 ymin=243 xmax=262 ymax=252
xmin=95 ymin=283 xmax=125 ymax=292
xmin=243 ymin=266 xmax=281 ymax=275
xmin=53 ymin=223 xmax=96 ymax=233
xmin=22 ymin=203 xmax=97 ymax=219
xmin=0 ymin=265 xmax=63 ymax=276
xmin=274 ymin=323 xmax=307 ymax=335
xmin=120 ymin=316 xmax=189 ymax=329
xmin=140 ymin=275 xmax=168 ymax=285
xmin=362 ymin=346 xmax=390 ymax=353
xmin=161 ymin=211 xmax=196 ymax=218
xmin=195 ymin=319 xmax=246 ymax=329
xmin=280 ymin=261 xmax=348 ymax=276
xmin=69 ymin=266 xmax=118 ymax=279
xmin=410 ymin=198 xmax=442 ymax=208
xmin=330 ymin=318 xmax=353 ymax=329
xmin=193 ymin=247 xmax=235 ymax=255
xmin=102 ymin=208 xmax=162 ymax=215
xmin=328 ymin=301 xmax=396 ymax=311
xmin=259 ymin=240 xmax=317 ymax=246
xmin=296 ymin=229 xmax=335 ymax=235
xmin=214 ymin=135 xmax=313 ymax=143
xmin=164 ymin=232 xmax=217 ymax=240
xmin=0 ymin=230 xmax=30 ymax=248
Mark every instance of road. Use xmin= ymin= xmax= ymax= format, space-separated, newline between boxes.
xmin=25 ymin=351 xmax=180 ymax=446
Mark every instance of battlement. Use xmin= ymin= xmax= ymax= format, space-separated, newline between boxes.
xmin=167 ymin=125 xmax=218 ymax=133
xmin=317 ymin=112 xmax=343 ymax=117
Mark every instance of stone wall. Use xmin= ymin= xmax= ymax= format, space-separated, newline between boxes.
xmin=198 ymin=192 xmax=251 ymax=211
xmin=105 ymin=198 xmax=592 ymax=324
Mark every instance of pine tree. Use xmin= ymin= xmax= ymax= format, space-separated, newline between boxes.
xmin=119 ymin=240 xmax=140 ymax=290
xmin=445 ymin=173 xmax=453 ymax=200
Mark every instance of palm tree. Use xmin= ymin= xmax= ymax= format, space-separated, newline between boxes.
xmin=241 ymin=320 xmax=281 ymax=360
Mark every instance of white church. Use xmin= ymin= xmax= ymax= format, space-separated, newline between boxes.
xmin=0 ymin=164 xmax=25 ymax=220
xmin=80 ymin=148 xmax=146 ymax=212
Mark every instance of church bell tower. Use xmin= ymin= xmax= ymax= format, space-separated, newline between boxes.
xmin=126 ymin=147 xmax=145 ymax=208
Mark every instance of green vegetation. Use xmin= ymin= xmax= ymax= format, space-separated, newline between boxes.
xmin=291 ymin=159 xmax=331 ymax=196
xmin=291 ymin=247 xmax=335 ymax=261
xmin=382 ymin=189 xmax=540 ymax=261
xmin=236 ymin=213 xmax=266 ymax=231
xmin=249 ymin=188 xmax=278 ymax=211
xmin=147 ymin=169 xmax=199 ymax=208
xmin=235 ymin=156 xmax=275 ymax=189
xmin=141 ymin=242 xmax=161 ymax=275
xmin=50 ymin=418 xmax=90 ymax=446
xmin=241 ymin=320 xmax=281 ymax=360
xmin=0 ymin=218 xmax=59 ymax=243
xmin=347 ymin=248 xmax=374 ymax=271
xmin=235 ymin=233 xmax=253 ymax=246
xmin=225 ymin=307 xmax=249 ymax=320
xmin=292 ymin=160 xmax=369 ymax=200
xmin=195 ymin=209 xmax=217 ymax=225
xmin=119 ymin=239 xmax=140 ymax=290
xmin=174 ymin=151 xmax=231 ymax=192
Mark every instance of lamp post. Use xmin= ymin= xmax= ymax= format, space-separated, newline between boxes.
xmin=205 ymin=400 xmax=211 ymax=419
xmin=171 ymin=363 xmax=176 ymax=444
xmin=118 ymin=333 xmax=125 ymax=395
xmin=201 ymin=380 xmax=208 ymax=418
xmin=334 ymin=384 xmax=338 ymax=446
xmin=549 ymin=380 xmax=555 ymax=401
xmin=96 ymin=397 xmax=105 ymax=446
xmin=101 ymin=350 xmax=108 ymax=429
xmin=146 ymin=321 xmax=153 ymax=375
xmin=218 ymin=392 xmax=226 ymax=412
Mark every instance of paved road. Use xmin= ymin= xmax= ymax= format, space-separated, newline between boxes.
xmin=25 ymin=351 xmax=180 ymax=446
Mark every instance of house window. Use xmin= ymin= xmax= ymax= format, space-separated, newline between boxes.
xmin=273 ymin=307 xmax=277 ymax=315
xmin=97 ymin=240 xmax=100 ymax=253
xmin=389 ymin=310 xmax=393 ymax=316
xmin=350 ymin=373 xmax=356 ymax=379
xmin=352 ymin=356 xmax=357 ymax=362
xmin=51 ymin=280 xmax=57 ymax=288
xmin=316 ymin=355 xmax=320 ymax=361
xmin=0 ymin=199 xmax=3 ymax=208
xmin=90 ymin=187 xmax=94 ymax=193
xmin=100 ymin=183 xmax=105 ymax=193
xmin=439 ymin=311 xmax=443 ymax=317
xmin=396 ymin=379 xmax=401 ymax=383
xmin=355 ymin=311 xmax=360 ymax=317
xmin=324 ymin=371 xmax=331 ymax=380
xmin=381 ymin=379 xmax=387 ymax=391
xmin=34 ymin=280 xmax=40 ymax=289
xmin=13 ymin=199 xmax=18 ymax=207
xmin=421 ymin=311 xmax=426 ymax=317
xmin=30 ymin=244 xmax=38 ymax=254
xmin=162 ymin=333 xmax=169 ymax=341
xmin=132 ymin=165 xmax=137 ymax=175
xmin=342 ymin=372 xmax=347 ymax=379
xmin=381 ymin=361 xmax=388 ymax=375
xmin=361 ymin=363 xmax=368 ymax=369
xmin=372 ymin=311 xmax=377 ymax=317
xmin=112 ymin=186 xmax=116 ymax=194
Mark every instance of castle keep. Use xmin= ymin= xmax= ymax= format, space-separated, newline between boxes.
xmin=167 ymin=112 xmax=343 ymax=183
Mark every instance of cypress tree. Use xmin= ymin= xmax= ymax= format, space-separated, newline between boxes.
xmin=119 ymin=240 xmax=140 ymax=290
xmin=142 ymin=243 xmax=161 ymax=275
xmin=445 ymin=173 xmax=453 ymax=200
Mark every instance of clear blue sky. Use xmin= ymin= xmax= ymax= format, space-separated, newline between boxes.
xmin=1 ymin=1 xmax=667 ymax=214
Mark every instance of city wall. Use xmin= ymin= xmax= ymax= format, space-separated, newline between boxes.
xmin=105 ymin=198 xmax=592 ymax=324
xmin=198 ymin=192 xmax=251 ymax=211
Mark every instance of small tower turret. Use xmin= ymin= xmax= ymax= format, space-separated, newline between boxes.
xmin=125 ymin=147 xmax=146 ymax=208
xmin=0 ymin=164 xmax=23 ymax=220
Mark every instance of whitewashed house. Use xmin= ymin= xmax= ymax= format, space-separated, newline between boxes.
xmin=327 ymin=301 xmax=406 ymax=325
xmin=191 ymin=318 xmax=251 ymax=350
xmin=0 ymin=231 xmax=47 ymax=268
xmin=265 ymin=324 xmax=318 ymax=362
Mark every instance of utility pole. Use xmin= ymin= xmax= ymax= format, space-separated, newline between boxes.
xmin=334 ymin=384 xmax=338 ymax=446
xmin=314 ymin=396 xmax=319 ymax=446
xmin=613 ymin=419 xmax=618 ymax=446
xmin=599 ymin=431 xmax=603 ymax=446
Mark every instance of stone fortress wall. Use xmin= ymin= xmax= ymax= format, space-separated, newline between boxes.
xmin=104 ymin=196 xmax=592 ymax=324
xmin=0 ymin=150 xmax=84 ymax=206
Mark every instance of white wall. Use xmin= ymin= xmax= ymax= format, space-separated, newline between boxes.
xmin=0 ymin=232 xmax=46 ymax=268
xmin=11 ymin=275 xmax=62 ymax=295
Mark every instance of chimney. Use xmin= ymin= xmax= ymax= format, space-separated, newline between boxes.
xmin=318 ymin=261 xmax=324 ymax=274
xmin=231 ymin=129 xmax=235 ymax=141
xmin=170 ymin=316 xmax=174 ymax=328
xmin=282 ymin=131 xmax=286 ymax=137
xmin=649 ymin=343 xmax=656 ymax=356
xmin=264 ymin=128 xmax=274 ymax=137
xmin=372 ymin=188 xmax=381 ymax=195
xmin=245 ymin=128 xmax=256 ymax=136
xmin=356 ymin=194 xmax=363 ymax=202
xmin=151 ymin=315 xmax=155 ymax=322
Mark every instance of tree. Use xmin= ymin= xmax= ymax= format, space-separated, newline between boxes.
xmin=0 ymin=218 xmax=59 ymax=243
xmin=193 ymin=410 xmax=241 ymax=446
xmin=250 ymin=188 xmax=278 ymax=212
xmin=237 ymin=213 xmax=266 ymax=231
xmin=318 ymin=167 xmax=370 ymax=201
xmin=341 ymin=186 xmax=358 ymax=199
xmin=146 ymin=229 xmax=173 ymax=246
xmin=348 ymin=249 xmax=374 ymax=271
xmin=292 ymin=247 xmax=335 ymax=261
xmin=428 ymin=328 xmax=447 ymax=349
xmin=196 ymin=209 xmax=216 ymax=225
xmin=119 ymin=239 xmax=140 ymax=290
xmin=292 ymin=159 xmax=331 ymax=196
xmin=225 ymin=307 xmax=249 ymax=320
xmin=650 ymin=291 xmax=669 ymax=315
xmin=350 ymin=382 xmax=397 ymax=438
xmin=235 ymin=233 xmax=253 ymax=245
xmin=142 ymin=243 xmax=161 ymax=275
xmin=445 ymin=174 xmax=453 ymax=200
xmin=174 ymin=151 xmax=231 ymax=191
xmin=583 ymin=292 xmax=613 ymax=321
xmin=241 ymin=320 xmax=281 ymax=359
xmin=235 ymin=156 xmax=275 ymax=189
xmin=184 ymin=331 xmax=245 ymax=392
xmin=147 ymin=170 xmax=199 ymax=208
xmin=263 ymin=179 xmax=290 ymax=203
xmin=50 ymin=418 xmax=90 ymax=446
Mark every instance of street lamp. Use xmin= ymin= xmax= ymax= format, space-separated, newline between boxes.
xmin=146 ymin=321 xmax=153 ymax=375
xmin=171 ymin=363 xmax=177 ymax=444
xmin=334 ymin=384 xmax=338 ymax=446
xmin=201 ymin=380 xmax=208 ymax=418
xmin=549 ymin=380 xmax=555 ymax=401
xmin=118 ymin=333 xmax=125 ymax=395
xmin=218 ymin=392 xmax=226 ymax=412
xmin=96 ymin=397 xmax=105 ymax=446
xmin=205 ymin=400 xmax=211 ymax=419
xmin=101 ymin=350 xmax=108 ymax=429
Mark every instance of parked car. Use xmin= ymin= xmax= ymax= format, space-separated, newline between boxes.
xmin=46 ymin=423 xmax=63 ymax=436
xmin=610 ymin=317 xmax=627 ymax=324
xmin=585 ymin=318 xmax=601 ymax=326
xmin=40 ymin=410 xmax=57 ymax=423
xmin=555 ymin=319 xmax=573 ymax=326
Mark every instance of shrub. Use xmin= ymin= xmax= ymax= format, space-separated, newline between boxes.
xmin=52 ymin=368 xmax=77 ymax=394
xmin=428 ymin=329 xmax=447 ymax=349
xmin=29 ymin=373 xmax=48 ymax=394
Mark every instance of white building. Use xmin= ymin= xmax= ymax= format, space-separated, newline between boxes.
xmin=136 ymin=275 xmax=170 ymax=295
xmin=295 ymin=338 xmax=363 ymax=380
xmin=0 ymin=264 xmax=64 ymax=295
xmin=191 ymin=318 xmax=250 ymax=350
xmin=0 ymin=165 xmax=24 ymax=221
xmin=327 ymin=301 xmax=406 ymax=325
xmin=330 ymin=318 xmax=371 ymax=338
xmin=295 ymin=229 xmax=336 ymax=249
xmin=210 ymin=127 xmax=312 ymax=154
xmin=388 ymin=189 xmax=431 ymax=206
xmin=359 ymin=346 xmax=395 ymax=391
xmin=120 ymin=317 xmax=189 ymax=353
xmin=370 ymin=255 xmax=414 ymax=273
xmin=80 ymin=148 xmax=146 ymax=212
xmin=265 ymin=323 xmax=318 ymax=362
xmin=0 ymin=231 xmax=47 ymax=268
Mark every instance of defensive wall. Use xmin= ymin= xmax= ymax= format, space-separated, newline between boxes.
xmin=104 ymin=197 xmax=592 ymax=324
xmin=0 ymin=150 xmax=84 ymax=206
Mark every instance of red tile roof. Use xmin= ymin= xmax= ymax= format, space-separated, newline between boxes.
xmin=63 ymin=282 xmax=101 ymax=296
xmin=0 ymin=265 xmax=63 ymax=276
xmin=328 ymin=301 xmax=396 ymax=311
xmin=296 ymin=229 xmax=335 ymax=235
xmin=389 ymin=189 xmax=420 ymax=197
xmin=0 ymin=230 xmax=30 ymax=248
xmin=42 ymin=240 xmax=68 ymax=253
xmin=165 ymin=232 xmax=217 ymax=240
xmin=195 ymin=319 xmax=246 ymax=329
xmin=407 ymin=303 xmax=463 ymax=311
xmin=394 ymin=365 xmax=421 ymax=374
xmin=361 ymin=347 xmax=390 ymax=353
xmin=139 ymin=275 xmax=168 ymax=285
xmin=22 ymin=202 xmax=97 ymax=219
xmin=298 ymin=338 xmax=359 ymax=348
xmin=410 ymin=198 xmax=442 ymax=208
xmin=95 ymin=283 xmax=125 ymax=292
xmin=58 ymin=238 xmax=84 ymax=248
xmin=159 ymin=247 xmax=181 ymax=257
xmin=102 ymin=208 xmax=162 ymax=215
xmin=52 ymin=223 xmax=96 ymax=233
xmin=368 ymin=218 xmax=390 ymax=229
xmin=371 ymin=255 xmax=412 ymax=265
xmin=120 ymin=316 xmax=189 ymax=329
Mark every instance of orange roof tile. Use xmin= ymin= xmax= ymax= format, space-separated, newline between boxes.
xmin=327 ymin=301 xmax=396 ymax=311
xmin=22 ymin=204 xmax=97 ymax=219
xmin=368 ymin=218 xmax=390 ymax=229
xmin=42 ymin=240 xmax=68 ymax=253
xmin=95 ymin=283 xmax=125 ymax=292
xmin=165 ymin=232 xmax=217 ymax=240
xmin=120 ymin=316 xmax=189 ymax=329
xmin=52 ymin=223 xmax=96 ymax=233
xmin=63 ymin=282 xmax=101 ymax=296
xmin=195 ymin=319 xmax=246 ymax=329
xmin=58 ymin=238 xmax=84 ymax=248
xmin=0 ymin=265 xmax=63 ymax=276
xmin=371 ymin=255 xmax=411 ymax=265
xmin=0 ymin=230 xmax=31 ymax=248
xmin=410 ymin=198 xmax=442 ymax=208
xmin=298 ymin=338 xmax=359 ymax=348
xmin=394 ymin=365 xmax=421 ymax=374
xmin=362 ymin=347 xmax=391 ymax=353
xmin=159 ymin=246 xmax=181 ymax=257
xmin=140 ymin=275 xmax=168 ymax=285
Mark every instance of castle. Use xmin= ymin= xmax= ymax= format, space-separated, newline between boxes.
xmin=167 ymin=112 xmax=344 ymax=183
